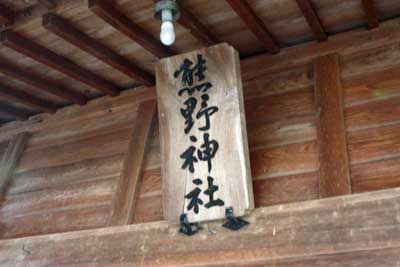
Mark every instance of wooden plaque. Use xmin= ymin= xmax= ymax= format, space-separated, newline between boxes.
xmin=156 ymin=43 xmax=254 ymax=223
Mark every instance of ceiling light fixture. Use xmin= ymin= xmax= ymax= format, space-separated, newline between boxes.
xmin=154 ymin=0 xmax=180 ymax=46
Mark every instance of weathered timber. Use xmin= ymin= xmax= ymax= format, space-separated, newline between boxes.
xmin=314 ymin=54 xmax=351 ymax=197
xmin=43 ymin=13 xmax=155 ymax=86
xmin=1 ymin=188 xmax=400 ymax=266
xmin=0 ymin=3 xmax=14 ymax=25
xmin=0 ymin=57 xmax=86 ymax=105
xmin=295 ymin=0 xmax=327 ymax=41
xmin=178 ymin=6 xmax=219 ymax=46
xmin=108 ymin=99 xmax=156 ymax=225
xmin=226 ymin=0 xmax=280 ymax=53
xmin=89 ymin=0 xmax=174 ymax=58
xmin=241 ymin=18 xmax=400 ymax=80
xmin=0 ymin=132 xmax=29 ymax=193
xmin=362 ymin=0 xmax=379 ymax=29
xmin=0 ymin=30 xmax=120 ymax=96
xmin=0 ymin=81 xmax=57 ymax=113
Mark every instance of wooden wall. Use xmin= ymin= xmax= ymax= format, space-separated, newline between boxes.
xmin=1 ymin=20 xmax=400 ymax=238
xmin=0 ymin=87 xmax=155 ymax=238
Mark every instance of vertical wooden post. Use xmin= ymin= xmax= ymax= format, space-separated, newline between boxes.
xmin=0 ymin=132 xmax=30 ymax=194
xmin=108 ymin=99 xmax=157 ymax=225
xmin=314 ymin=54 xmax=351 ymax=197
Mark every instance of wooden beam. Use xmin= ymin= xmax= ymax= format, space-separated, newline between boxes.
xmin=38 ymin=0 xmax=57 ymax=10
xmin=108 ymin=99 xmax=156 ymax=225
xmin=240 ymin=18 xmax=400 ymax=80
xmin=362 ymin=0 xmax=379 ymax=29
xmin=295 ymin=0 xmax=327 ymax=41
xmin=177 ymin=6 xmax=219 ymax=46
xmin=0 ymin=3 xmax=14 ymax=25
xmin=0 ymin=30 xmax=120 ymax=96
xmin=0 ymin=81 xmax=57 ymax=113
xmin=226 ymin=0 xmax=280 ymax=54
xmin=314 ymin=54 xmax=351 ymax=197
xmin=0 ymin=104 xmax=29 ymax=121
xmin=0 ymin=57 xmax=86 ymax=105
xmin=0 ymin=132 xmax=29 ymax=193
xmin=89 ymin=0 xmax=174 ymax=58
xmin=1 ymin=187 xmax=400 ymax=266
xmin=43 ymin=13 xmax=155 ymax=86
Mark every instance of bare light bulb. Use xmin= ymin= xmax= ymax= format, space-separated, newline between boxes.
xmin=160 ymin=9 xmax=175 ymax=46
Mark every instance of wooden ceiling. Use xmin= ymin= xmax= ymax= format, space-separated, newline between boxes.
xmin=0 ymin=0 xmax=398 ymax=124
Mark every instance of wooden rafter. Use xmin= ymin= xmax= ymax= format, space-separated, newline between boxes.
xmin=38 ymin=0 xmax=57 ymax=10
xmin=0 ymin=3 xmax=14 ymax=25
xmin=178 ymin=6 xmax=218 ymax=46
xmin=0 ymin=57 xmax=86 ymax=105
xmin=362 ymin=0 xmax=379 ymax=29
xmin=89 ymin=0 xmax=173 ymax=58
xmin=0 ymin=30 xmax=120 ymax=96
xmin=1 ymin=188 xmax=399 ymax=266
xmin=295 ymin=0 xmax=327 ymax=41
xmin=0 ymin=104 xmax=29 ymax=121
xmin=0 ymin=81 xmax=56 ymax=113
xmin=43 ymin=13 xmax=155 ymax=86
xmin=226 ymin=0 xmax=280 ymax=54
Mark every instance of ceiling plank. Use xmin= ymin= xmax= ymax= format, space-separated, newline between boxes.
xmin=362 ymin=0 xmax=379 ymax=29
xmin=43 ymin=13 xmax=155 ymax=86
xmin=89 ymin=0 xmax=174 ymax=59
xmin=0 ymin=3 xmax=14 ymax=25
xmin=0 ymin=81 xmax=57 ymax=114
xmin=0 ymin=57 xmax=86 ymax=105
xmin=0 ymin=30 xmax=120 ymax=96
xmin=0 ymin=104 xmax=29 ymax=121
xmin=178 ymin=6 xmax=219 ymax=46
xmin=295 ymin=0 xmax=327 ymax=41
xmin=226 ymin=0 xmax=280 ymax=54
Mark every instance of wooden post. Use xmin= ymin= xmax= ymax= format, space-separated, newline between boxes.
xmin=108 ymin=99 xmax=157 ymax=225
xmin=314 ymin=54 xmax=351 ymax=197
xmin=0 ymin=132 xmax=30 ymax=194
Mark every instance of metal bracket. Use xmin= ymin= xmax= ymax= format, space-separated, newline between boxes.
xmin=222 ymin=207 xmax=249 ymax=231
xmin=179 ymin=213 xmax=202 ymax=236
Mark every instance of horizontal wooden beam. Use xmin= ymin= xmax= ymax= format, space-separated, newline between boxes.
xmin=0 ymin=57 xmax=87 ymax=105
xmin=362 ymin=0 xmax=379 ymax=29
xmin=43 ymin=13 xmax=155 ymax=86
xmin=0 ymin=104 xmax=29 ymax=121
xmin=0 ymin=3 xmax=14 ymax=25
xmin=89 ymin=0 xmax=174 ymax=58
xmin=226 ymin=0 xmax=280 ymax=53
xmin=1 ymin=188 xmax=399 ymax=266
xmin=241 ymin=18 xmax=400 ymax=80
xmin=295 ymin=0 xmax=327 ymax=41
xmin=0 ymin=30 xmax=120 ymax=96
xmin=178 ymin=6 xmax=218 ymax=46
xmin=0 ymin=81 xmax=57 ymax=113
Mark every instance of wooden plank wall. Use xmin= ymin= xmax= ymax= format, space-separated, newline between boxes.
xmin=0 ymin=87 xmax=155 ymax=238
xmin=1 ymin=21 xmax=400 ymax=237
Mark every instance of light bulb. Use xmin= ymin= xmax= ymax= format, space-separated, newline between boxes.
xmin=160 ymin=21 xmax=175 ymax=46
xmin=160 ymin=9 xmax=175 ymax=46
